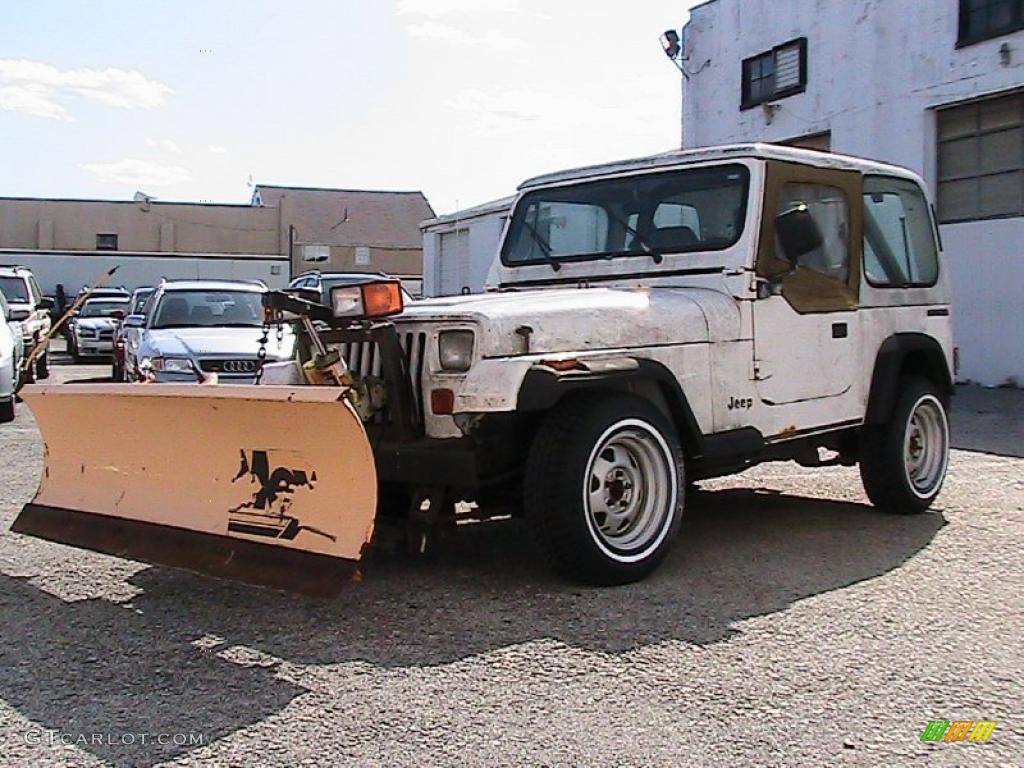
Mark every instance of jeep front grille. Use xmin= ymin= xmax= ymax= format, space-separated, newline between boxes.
xmin=334 ymin=330 xmax=427 ymax=421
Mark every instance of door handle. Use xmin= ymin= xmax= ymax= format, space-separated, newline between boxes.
xmin=832 ymin=323 xmax=848 ymax=339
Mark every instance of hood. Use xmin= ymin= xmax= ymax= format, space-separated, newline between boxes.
xmin=75 ymin=317 xmax=120 ymax=332
xmin=398 ymin=286 xmax=741 ymax=356
xmin=144 ymin=326 xmax=295 ymax=360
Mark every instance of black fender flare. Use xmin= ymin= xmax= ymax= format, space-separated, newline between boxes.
xmin=865 ymin=333 xmax=953 ymax=425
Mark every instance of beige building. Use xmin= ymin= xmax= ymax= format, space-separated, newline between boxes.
xmin=252 ymin=185 xmax=434 ymax=277
xmin=0 ymin=197 xmax=279 ymax=255
xmin=0 ymin=185 xmax=433 ymax=292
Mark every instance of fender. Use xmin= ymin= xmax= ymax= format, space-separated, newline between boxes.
xmin=516 ymin=357 xmax=762 ymax=460
xmin=865 ymin=333 xmax=953 ymax=425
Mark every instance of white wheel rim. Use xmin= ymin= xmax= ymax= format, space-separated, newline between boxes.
xmin=582 ymin=419 xmax=678 ymax=563
xmin=903 ymin=394 xmax=949 ymax=499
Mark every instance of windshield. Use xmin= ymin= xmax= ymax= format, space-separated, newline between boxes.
xmin=130 ymin=290 xmax=154 ymax=315
xmin=502 ymin=164 xmax=750 ymax=266
xmin=80 ymin=299 xmax=129 ymax=318
xmin=0 ymin=276 xmax=29 ymax=303
xmin=151 ymin=290 xmax=264 ymax=329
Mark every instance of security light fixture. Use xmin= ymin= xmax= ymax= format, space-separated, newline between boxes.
xmin=660 ymin=29 xmax=681 ymax=60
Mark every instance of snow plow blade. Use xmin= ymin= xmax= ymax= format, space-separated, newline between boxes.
xmin=12 ymin=384 xmax=377 ymax=597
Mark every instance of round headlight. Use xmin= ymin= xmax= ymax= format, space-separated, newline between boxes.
xmin=438 ymin=330 xmax=475 ymax=372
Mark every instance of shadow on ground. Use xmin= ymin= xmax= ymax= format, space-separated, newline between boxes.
xmin=951 ymin=384 xmax=1024 ymax=458
xmin=0 ymin=487 xmax=945 ymax=766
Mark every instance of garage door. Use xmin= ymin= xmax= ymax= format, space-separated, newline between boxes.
xmin=438 ymin=229 xmax=471 ymax=296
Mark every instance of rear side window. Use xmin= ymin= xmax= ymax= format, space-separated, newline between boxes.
xmin=862 ymin=176 xmax=939 ymax=287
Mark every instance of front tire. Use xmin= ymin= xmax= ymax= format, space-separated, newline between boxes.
xmin=860 ymin=376 xmax=950 ymax=514
xmin=525 ymin=393 xmax=684 ymax=585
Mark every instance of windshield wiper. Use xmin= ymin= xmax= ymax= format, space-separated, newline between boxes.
xmin=605 ymin=211 xmax=663 ymax=264
xmin=522 ymin=220 xmax=562 ymax=271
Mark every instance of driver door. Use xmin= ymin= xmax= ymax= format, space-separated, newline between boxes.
xmin=752 ymin=162 xmax=864 ymax=437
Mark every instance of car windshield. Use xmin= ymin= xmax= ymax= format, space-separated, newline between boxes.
xmin=0 ymin=276 xmax=29 ymax=303
xmin=80 ymin=299 xmax=129 ymax=318
xmin=130 ymin=290 xmax=154 ymax=315
xmin=151 ymin=290 xmax=264 ymax=329
xmin=502 ymin=164 xmax=750 ymax=266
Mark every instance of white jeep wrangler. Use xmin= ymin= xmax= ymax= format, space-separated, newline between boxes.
xmin=339 ymin=144 xmax=953 ymax=585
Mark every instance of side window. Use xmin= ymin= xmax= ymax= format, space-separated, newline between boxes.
xmin=862 ymin=176 xmax=939 ymax=287
xmin=777 ymin=182 xmax=849 ymax=282
xmin=28 ymin=276 xmax=42 ymax=304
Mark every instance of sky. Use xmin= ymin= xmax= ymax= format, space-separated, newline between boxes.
xmin=0 ymin=1 xmax=699 ymax=214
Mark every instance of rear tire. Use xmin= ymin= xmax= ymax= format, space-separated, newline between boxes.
xmin=0 ymin=396 xmax=14 ymax=423
xmin=525 ymin=393 xmax=684 ymax=585
xmin=860 ymin=376 xmax=950 ymax=514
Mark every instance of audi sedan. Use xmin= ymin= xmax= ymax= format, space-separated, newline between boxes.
xmin=125 ymin=280 xmax=294 ymax=384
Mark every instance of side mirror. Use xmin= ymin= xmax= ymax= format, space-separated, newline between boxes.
xmin=9 ymin=308 xmax=30 ymax=322
xmin=111 ymin=309 xmax=126 ymax=320
xmin=775 ymin=204 xmax=823 ymax=265
xmin=123 ymin=315 xmax=145 ymax=328
xmin=37 ymin=297 xmax=55 ymax=310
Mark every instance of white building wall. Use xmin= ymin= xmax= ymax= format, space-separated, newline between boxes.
xmin=0 ymin=250 xmax=290 ymax=296
xmin=681 ymin=0 xmax=1024 ymax=385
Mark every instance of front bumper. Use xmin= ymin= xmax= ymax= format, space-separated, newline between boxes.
xmin=77 ymin=339 xmax=114 ymax=356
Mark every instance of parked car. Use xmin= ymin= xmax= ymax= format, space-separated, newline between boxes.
xmin=288 ymin=271 xmax=415 ymax=306
xmin=62 ymin=286 xmax=131 ymax=341
xmin=69 ymin=296 xmax=131 ymax=362
xmin=125 ymin=280 xmax=294 ymax=383
xmin=0 ymin=290 xmax=25 ymax=422
xmin=112 ymin=287 xmax=154 ymax=381
xmin=0 ymin=265 xmax=53 ymax=381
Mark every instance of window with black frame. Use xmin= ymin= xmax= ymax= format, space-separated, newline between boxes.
xmin=502 ymin=165 xmax=750 ymax=267
xmin=958 ymin=0 xmax=1024 ymax=47
xmin=741 ymin=38 xmax=807 ymax=109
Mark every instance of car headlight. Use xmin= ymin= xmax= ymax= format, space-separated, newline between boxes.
xmin=438 ymin=330 xmax=475 ymax=372
xmin=147 ymin=356 xmax=193 ymax=373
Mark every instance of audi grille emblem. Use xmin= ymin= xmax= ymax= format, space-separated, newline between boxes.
xmin=222 ymin=360 xmax=257 ymax=374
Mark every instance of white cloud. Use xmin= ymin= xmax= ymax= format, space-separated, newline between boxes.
xmin=398 ymin=0 xmax=518 ymax=17
xmin=0 ymin=58 xmax=172 ymax=120
xmin=406 ymin=21 xmax=524 ymax=50
xmin=208 ymin=145 xmax=227 ymax=154
xmin=79 ymin=159 xmax=191 ymax=187
xmin=0 ymin=84 xmax=72 ymax=121
xmin=145 ymin=137 xmax=180 ymax=153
